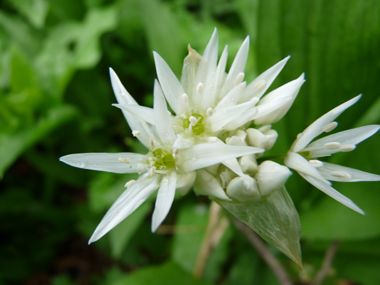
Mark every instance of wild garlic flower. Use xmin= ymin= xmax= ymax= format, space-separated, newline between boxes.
xmin=285 ymin=95 xmax=380 ymax=214
xmin=60 ymin=69 xmax=264 ymax=243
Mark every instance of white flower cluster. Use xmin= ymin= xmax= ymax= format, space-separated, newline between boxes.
xmin=60 ymin=29 xmax=380 ymax=245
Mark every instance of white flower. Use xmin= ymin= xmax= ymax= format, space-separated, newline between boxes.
xmin=60 ymin=70 xmax=264 ymax=243
xmin=284 ymin=95 xmax=380 ymax=214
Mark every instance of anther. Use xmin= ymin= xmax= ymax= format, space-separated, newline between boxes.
xmin=324 ymin=142 xmax=341 ymax=150
xmin=330 ymin=170 xmax=352 ymax=180
xmin=118 ymin=157 xmax=130 ymax=163
xmin=196 ymin=82 xmax=204 ymax=94
xmin=132 ymin=130 xmax=141 ymax=137
xmin=181 ymin=93 xmax=189 ymax=103
xmin=189 ymin=116 xmax=198 ymax=126
xmin=309 ymin=160 xmax=323 ymax=168
xmin=150 ymin=138 xmax=155 ymax=147
xmin=149 ymin=166 xmax=156 ymax=176
xmin=340 ymin=144 xmax=356 ymax=152
xmin=125 ymin=180 xmax=136 ymax=187
xmin=253 ymin=80 xmax=266 ymax=91
xmin=322 ymin=122 xmax=338 ymax=133
xmin=234 ymin=72 xmax=245 ymax=85
xmin=206 ymin=108 xmax=214 ymax=116
xmin=173 ymin=148 xmax=179 ymax=155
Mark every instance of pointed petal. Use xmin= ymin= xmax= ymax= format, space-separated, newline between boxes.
xmin=113 ymin=104 xmax=155 ymax=125
xmin=222 ymin=158 xmax=245 ymax=177
xmin=60 ymin=153 xmax=148 ymax=173
xmin=153 ymin=52 xmax=185 ymax=114
xmin=219 ymin=187 xmax=303 ymax=268
xmin=253 ymin=96 xmax=292 ymax=120
xmin=182 ymin=143 xmax=264 ymax=171
xmin=215 ymin=82 xmax=246 ymax=110
xmin=214 ymin=45 xmax=228 ymax=98
xmin=220 ymin=36 xmax=250 ymax=97
xmin=172 ymin=134 xmax=194 ymax=149
xmin=225 ymin=107 xmax=258 ymax=131
xmin=291 ymin=95 xmax=361 ymax=152
xmin=151 ymin=171 xmax=177 ymax=232
xmin=208 ymin=100 xmax=255 ymax=132
xmin=300 ymin=173 xmax=364 ymax=214
xmin=319 ymin=162 xmax=380 ymax=182
xmin=305 ymin=125 xmax=380 ymax=157
xmin=109 ymin=68 xmax=150 ymax=147
xmin=254 ymin=74 xmax=305 ymax=125
xmin=176 ymin=171 xmax=196 ymax=195
xmin=88 ymin=175 xmax=160 ymax=243
xmin=153 ymin=80 xmax=176 ymax=145
xmin=241 ymin=56 xmax=290 ymax=102
xmin=284 ymin=152 xmax=330 ymax=185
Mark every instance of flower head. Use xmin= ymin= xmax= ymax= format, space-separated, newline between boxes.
xmin=285 ymin=95 xmax=380 ymax=214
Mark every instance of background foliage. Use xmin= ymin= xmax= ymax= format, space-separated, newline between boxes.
xmin=1 ymin=0 xmax=380 ymax=284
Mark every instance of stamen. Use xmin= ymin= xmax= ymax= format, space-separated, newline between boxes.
xmin=324 ymin=142 xmax=341 ymax=150
xmin=149 ymin=166 xmax=156 ymax=176
xmin=250 ymin=97 xmax=259 ymax=105
xmin=225 ymin=137 xmax=230 ymax=143
xmin=118 ymin=157 xmax=130 ymax=163
xmin=340 ymin=144 xmax=356 ymax=152
xmin=132 ymin=130 xmax=141 ymax=137
xmin=253 ymin=80 xmax=266 ymax=91
xmin=150 ymin=138 xmax=155 ymax=148
xmin=234 ymin=72 xmax=245 ymax=85
xmin=322 ymin=122 xmax=338 ymax=133
xmin=173 ymin=148 xmax=179 ymax=155
xmin=189 ymin=116 xmax=198 ymax=126
xmin=309 ymin=159 xmax=323 ymax=168
xmin=181 ymin=93 xmax=189 ymax=103
xmin=206 ymin=107 xmax=214 ymax=116
xmin=330 ymin=170 xmax=352 ymax=180
xmin=125 ymin=180 xmax=136 ymax=187
xmin=196 ymin=82 xmax=204 ymax=94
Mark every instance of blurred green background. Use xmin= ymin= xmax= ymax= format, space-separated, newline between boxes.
xmin=1 ymin=0 xmax=380 ymax=284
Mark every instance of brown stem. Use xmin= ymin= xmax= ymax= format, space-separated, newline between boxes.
xmin=312 ymin=241 xmax=340 ymax=285
xmin=193 ymin=201 xmax=229 ymax=279
xmin=234 ymin=219 xmax=293 ymax=285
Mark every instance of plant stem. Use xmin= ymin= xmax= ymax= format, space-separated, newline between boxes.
xmin=312 ymin=240 xmax=340 ymax=285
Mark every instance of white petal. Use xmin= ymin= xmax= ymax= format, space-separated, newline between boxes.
xmin=88 ymin=175 xmax=160 ymax=243
xmin=151 ymin=171 xmax=177 ymax=232
xmin=153 ymin=52 xmax=185 ymax=114
xmin=113 ymin=103 xmax=155 ymax=125
xmin=194 ymin=170 xmax=231 ymax=201
xmin=182 ymin=143 xmax=264 ymax=171
xmin=241 ymin=56 xmax=290 ymax=102
xmin=215 ymin=82 xmax=246 ymax=111
xmin=319 ymin=162 xmax=380 ymax=182
xmin=225 ymin=107 xmax=258 ymax=131
xmin=208 ymin=100 xmax=255 ymax=132
xmin=109 ymin=68 xmax=150 ymax=147
xmin=254 ymin=74 xmax=305 ymax=125
xmin=284 ymin=152 xmax=330 ymax=185
xmin=220 ymin=36 xmax=249 ymax=97
xmin=305 ymin=125 xmax=380 ymax=157
xmin=153 ymin=80 xmax=176 ymax=145
xmin=172 ymin=134 xmax=194 ymax=149
xmin=222 ymin=158 xmax=245 ymax=176
xmin=291 ymin=95 xmax=361 ymax=152
xmin=176 ymin=171 xmax=196 ymax=195
xmin=300 ymin=173 xmax=364 ymax=214
xmin=60 ymin=153 xmax=148 ymax=173
xmin=253 ymin=96 xmax=292 ymax=120
xmin=214 ymin=45 xmax=228 ymax=97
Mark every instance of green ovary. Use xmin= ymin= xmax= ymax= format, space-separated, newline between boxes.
xmin=182 ymin=113 xmax=205 ymax=135
xmin=152 ymin=148 xmax=175 ymax=170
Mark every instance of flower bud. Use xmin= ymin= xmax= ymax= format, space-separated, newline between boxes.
xmin=246 ymin=127 xmax=278 ymax=151
xmin=194 ymin=170 xmax=231 ymax=201
xmin=256 ymin=161 xmax=292 ymax=196
xmin=226 ymin=175 xmax=261 ymax=202
xmin=239 ymin=155 xmax=258 ymax=175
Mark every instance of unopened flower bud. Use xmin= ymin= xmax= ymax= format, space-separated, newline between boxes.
xmin=194 ymin=170 xmax=231 ymax=201
xmin=255 ymin=161 xmax=292 ymax=196
xmin=226 ymin=176 xmax=261 ymax=202
xmin=246 ymin=127 xmax=278 ymax=151
xmin=239 ymin=155 xmax=258 ymax=175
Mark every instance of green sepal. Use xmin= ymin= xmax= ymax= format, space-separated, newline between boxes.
xmin=217 ymin=187 xmax=302 ymax=268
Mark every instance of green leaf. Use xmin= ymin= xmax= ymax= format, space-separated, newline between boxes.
xmin=171 ymin=203 xmax=209 ymax=273
xmin=218 ymin=187 xmax=302 ymax=268
xmin=110 ymin=261 xmax=211 ymax=285
xmin=0 ymin=105 xmax=76 ymax=179
xmin=7 ymin=0 xmax=49 ymax=28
